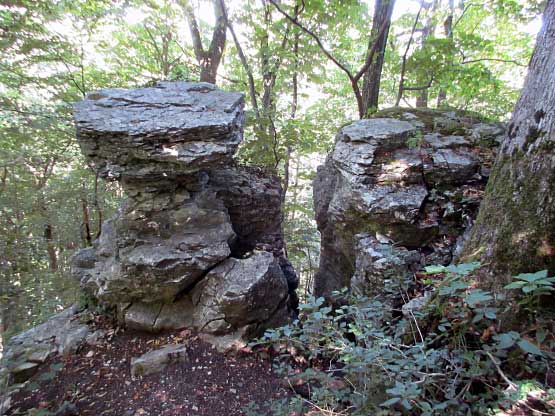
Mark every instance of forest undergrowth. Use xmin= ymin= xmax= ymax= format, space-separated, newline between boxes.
xmin=247 ymin=263 xmax=555 ymax=415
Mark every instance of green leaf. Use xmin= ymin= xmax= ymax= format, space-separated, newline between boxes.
xmin=472 ymin=312 xmax=484 ymax=323
xmin=380 ymin=397 xmax=401 ymax=407
xmin=504 ymin=281 xmax=526 ymax=290
xmin=446 ymin=262 xmax=481 ymax=276
xmin=25 ymin=381 xmax=40 ymax=392
xmin=522 ymin=284 xmax=537 ymax=293
xmin=50 ymin=363 xmax=64 ymax=371
xmin=38 ymin=371 xmax=57 ymax=381
xmin=518 ymin=339 xmax=543 ymax=356
xmin=439 ymin=280 xmax=469 ymax=296
xmin=515 ymin=270 xmax=548 ymax=282
xmin=464 ymin=289 xmax=493 ymax=307
xmin=484 ymin=308 xmax=497 ymax=320
xmin=495 ymin=332 xmax=519 ymax=349
xmin=424 ymin=265 xmax=446 ymax=274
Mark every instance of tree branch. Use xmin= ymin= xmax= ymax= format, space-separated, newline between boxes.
xmin=268 ymin=0 xmax=355 ymax=81
xmin=354 ymin=19 xmax=391 ymax=82
xmin=182 ymin=1 xmax=206 ymax=62
xmin=395 ymin=3 xmax=424 ymax=106
xmin=461 ymin=57 xmax=526 ymax=67
xmin=402 ymin=76 xmax=434 ymax=91
xmin=218 ymin=0 xmax=261 ymax=122
xmin=269 ymin=0 xmax=390 ymax=118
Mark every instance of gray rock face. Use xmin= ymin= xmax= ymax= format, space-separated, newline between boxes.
xmin=192 ymin=251 xmax=289 ymax=336
xmin=313 ymin=108 xmax=503 ymax=298
xmin=70 ymin=82 xmax=296 ymax=349
xmin=74 ymin=82 xmax=245 ymax=185
xmin=73 ymin=188 xmax=235 ymax=304
xmin=351 ymin=233 xmax=421 ymax=298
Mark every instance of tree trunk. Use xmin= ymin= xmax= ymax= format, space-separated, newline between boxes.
xmin=437 ymin=0 xmax=454 ymax=107
xmin=282 ymin=24 xmax=299 ymax=203
xmin=415 ymin=0 xmax=437 ymax=108
xmin=81 ymin=195 xmax=92 ymax=247
xmin=184 ymin=0 xmax=226 ymax=84
xmin=44 ymin=223 xmax=58 ymax=271
xmin=460 ymin=1 xmax=555 ymax=279
xmin=361 ymin=0 xmax=395 ymax=116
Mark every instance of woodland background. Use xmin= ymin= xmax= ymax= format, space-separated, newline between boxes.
xmin=0 ymin=0 xmax=543 ymax=340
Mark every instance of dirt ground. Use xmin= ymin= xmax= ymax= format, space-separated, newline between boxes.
xmin=7 ymin=329 xmax=292 ymax=416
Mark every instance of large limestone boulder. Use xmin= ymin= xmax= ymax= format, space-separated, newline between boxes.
xmin=313 ymin=108 xmax=504 ymax=298
xmin=68 ymin=82 xmax=296 ymax=348
xmin=209 ymin=166 xmax=300 ymax=296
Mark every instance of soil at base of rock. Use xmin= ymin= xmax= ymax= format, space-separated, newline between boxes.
xmin=7 ymin=329 xmax=291 ymax=416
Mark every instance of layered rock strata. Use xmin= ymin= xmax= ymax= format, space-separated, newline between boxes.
xmin=313 ymin=108 xmax=504 ymax=298
xmin=71 ymin=82 xmax=297 ymax=349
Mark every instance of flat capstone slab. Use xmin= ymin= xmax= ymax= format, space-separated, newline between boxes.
xmin=73 ymin=81 xmax=245 ymax=181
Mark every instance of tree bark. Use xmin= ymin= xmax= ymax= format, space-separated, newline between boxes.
xmin=184 ymin=0 xmax=226 ymax=84
xmin=361 ymin=0 xmax=395 ymax=116
xmin=460 ymin=0 xmax=555 ymax=279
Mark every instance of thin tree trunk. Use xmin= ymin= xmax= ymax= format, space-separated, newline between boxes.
xmin=183 ymin=0 xmax=226 ymax=84
xmin=415 ymin=0 xmax=437 ymax=108
xmin=282 ymin=22 xmax=300 ymax=203
xmin=81 ymin=194 xmax=92 ymax=247
xmin=0 ymin=168 xmax=6 ymax=194
xmin=270 ymin=0 xmax=389 ymax=118
xmin=437 ymin=0 xmax=454 ymax=107
xmin=361 ymin=0 xmax=395 ymax=116
xmin=44 ymin=223 xmax=58 ymax=271
xmin=288 ymin=154 xmax=301 ymax=224
xmin=219 ymin=0 xmax=261 ymax=123
xmin=396 ymin=4 xmax=424 ymax=106
xmin=460 ymin=0 xmax=555 ymax=279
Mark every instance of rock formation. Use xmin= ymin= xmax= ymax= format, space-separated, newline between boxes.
xmin=313 ymin=108 xmax=504 ymax=298
xmin=71 ymin=81 xmax=297 ymax=349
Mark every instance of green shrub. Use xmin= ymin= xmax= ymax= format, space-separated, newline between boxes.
xmin=247 ymin=264 xmax=555 ymax=415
